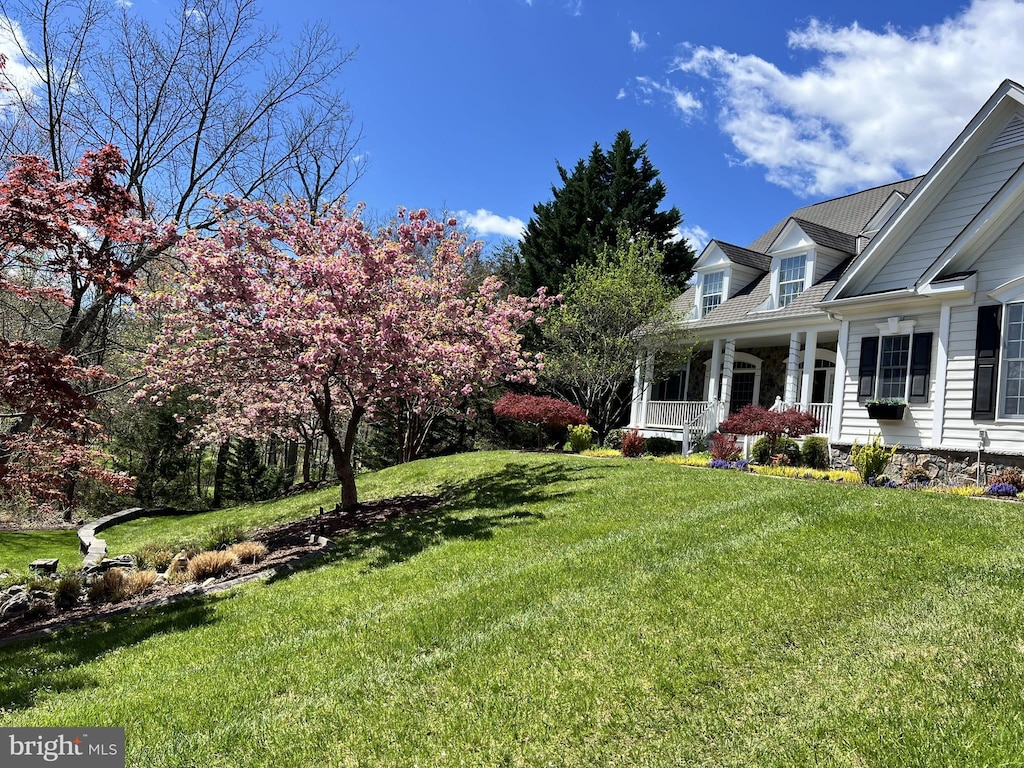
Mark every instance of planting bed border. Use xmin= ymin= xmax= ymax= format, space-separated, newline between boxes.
xmin=0 ymin=535 xmax=333 ymax=648
xmin=77 ymin=506 xmax=181 ymax=567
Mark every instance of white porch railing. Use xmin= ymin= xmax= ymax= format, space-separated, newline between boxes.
xmin=644 ymin=398 xmax=832 ymax=437
xmin=769 ymin=397 xmax=832 ymax=435
xmin=645 ymin=400 xmax=715 ymax=428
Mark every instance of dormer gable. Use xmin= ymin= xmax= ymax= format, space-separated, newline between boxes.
xmin=689 ymin=240 xmax=769 ymax=319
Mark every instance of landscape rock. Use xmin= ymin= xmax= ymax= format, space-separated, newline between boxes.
xmin=0 ymin=593 xmax=29 ymax=618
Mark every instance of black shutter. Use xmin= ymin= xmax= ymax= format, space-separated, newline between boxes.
xmin=972 ymin=305 xmax=1001 ymax=419
xmin=908 ymin=332 xmax=933 ymax=403
xmin=857 ymin=336 xmax=878 ymax=401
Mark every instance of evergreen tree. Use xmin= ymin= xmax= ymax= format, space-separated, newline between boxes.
xmin=517 ymin=130 xmax=694 ymax=296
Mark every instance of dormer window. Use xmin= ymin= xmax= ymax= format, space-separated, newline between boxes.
xmin=778 ymin=254 xmax=806 ymax=307
xmin=701 ymin=271 xmax=724 ymax=317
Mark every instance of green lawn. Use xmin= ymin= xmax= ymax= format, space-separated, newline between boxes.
xmin=3 ymin=451 xmax=1024 ymax=767
xmin=0 ymin=530 xmax=82 ymax=577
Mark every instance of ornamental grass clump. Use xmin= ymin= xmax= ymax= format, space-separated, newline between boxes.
xmin=124 ymin=570 xmax=160 ymax=597
xmin=186 ymin=550 xmax=239 ymax=582
xmin=88 ymin=569 xmax=127 ymax=604
xmin=227 ymin=541 xmax=269 ymax=565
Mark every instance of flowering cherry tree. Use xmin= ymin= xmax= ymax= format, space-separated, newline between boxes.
xmin=141 ymin=198 xmax=553 ymax=512
xmin=0 ymin=146 xmax=170 ymax=509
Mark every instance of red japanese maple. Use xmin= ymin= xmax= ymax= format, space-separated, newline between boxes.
xmin=0 ymin=146 xmax=168 ymax=509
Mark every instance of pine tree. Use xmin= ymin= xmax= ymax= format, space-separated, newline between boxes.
xmin=517 ymin=130 xmax=694 ymax=296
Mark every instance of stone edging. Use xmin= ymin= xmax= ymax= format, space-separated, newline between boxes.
xmin=0 ymin=536 xmax=334 ymax=648
xmin=77 ymin=506 xmax=178 ymax=567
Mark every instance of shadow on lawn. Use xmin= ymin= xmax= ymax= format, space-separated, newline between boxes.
xmin=0 ymin=599 xmax=216 ymax=712
xmin=291 ymin=458 xmax=617 ymax=572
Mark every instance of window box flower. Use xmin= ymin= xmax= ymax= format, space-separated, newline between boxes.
xmin=865 ymin=398 xmax=906 ymax=420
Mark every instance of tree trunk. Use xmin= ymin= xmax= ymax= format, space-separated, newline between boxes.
xmin=212 ymin=439 xmax=231 ymax=508
xmin=301 ymin=436 xmax=313 ymax=483
xmin=283 ymin=439 xmax=298 ymax=488
xmin=321 ymin=404 xmax=365 ymax=513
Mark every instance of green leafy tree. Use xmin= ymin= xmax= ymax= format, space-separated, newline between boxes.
xmin=540 ymin=234 xmax=689 ymax=442
xmin=517 ymin=130 xmax=694 ymax=296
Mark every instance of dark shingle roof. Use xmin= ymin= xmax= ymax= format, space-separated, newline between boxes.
xmin=671 ymin=178 xmax=923 ymax=330
xmin=748 ymin=177 xmax=922 ymax=253
xmin=790 ymin=218 xmax=857 ymax=255
xmin=715 ymin=241 xmax=771 ymax=272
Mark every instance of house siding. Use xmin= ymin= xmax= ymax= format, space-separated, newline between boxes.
xmin=863 ymin=147 xmax=1024 ymax=294
xmin=941 ymin=212 xmax=1024 ymax=452
xmin=840 ymin=315 xmax=939 ymax=447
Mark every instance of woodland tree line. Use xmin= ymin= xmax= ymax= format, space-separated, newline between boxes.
xmin=0 ymin=0 xmax=695 ymax=523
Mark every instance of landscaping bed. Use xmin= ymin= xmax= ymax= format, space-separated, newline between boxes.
xmin=0 ymin=494 xmax=441 ymax=642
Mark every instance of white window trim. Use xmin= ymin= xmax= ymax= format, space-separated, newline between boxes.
xmin=696 ymin=267 xmax=731 ymax=318
xmin=768 ymin=250 xmax=814 ymax=310
xmin=984 ymin=283 xmax=1024 ymax=420
xmin=872 ymin=317 xmax=917 ymax=402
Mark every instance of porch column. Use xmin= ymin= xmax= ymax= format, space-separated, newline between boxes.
xmin=784 ymin=332 xmax=801 ymax=405
xmin=708 ymin=339 xmax=723 ymax=402
xmin=629 ymin=350 xmax=644 ymax=426
xmin=639 ymin=351 xmax=655 ymax=428
xmin=720 ymin=338 xmax=737 ymax=414
xmin=800 ymin=329 xmax=817 ymax=409
xmin=830 ymin=319 xmax=850 ymax=443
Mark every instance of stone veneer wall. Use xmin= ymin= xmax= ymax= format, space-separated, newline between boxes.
xmin=829 ymin=443 xmax=1024 ymax=485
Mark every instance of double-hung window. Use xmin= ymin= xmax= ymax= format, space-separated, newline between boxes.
xmin=701 ymin=271 xmax=724 ymax=317
xmin=857 ymin=321 xmax=932 ymax=404
xmin=777 ymin=255 xmax=806 ymax=308
xmin=877 ymin=335 xmax=910 ymax=399
xmin=1003 ymin=304 xmax=1024 ymax=416
xmin=975 ymin=302 xmax=1024 ymax=418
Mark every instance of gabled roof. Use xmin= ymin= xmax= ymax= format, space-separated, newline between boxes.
xmin=827 ymin=78 xmax=1024 ymax=301
xmin=748 ymin=177 xmax=922 ymax=253
xmin=715 ymin=241 xmax=771 ymax=272
xmin=669 ymin=258 xmax=852 ymax=332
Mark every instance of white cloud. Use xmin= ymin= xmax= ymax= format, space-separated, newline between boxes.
xmin=616 ymin=88 xmax=626 ymax=100
xmin=630 ymin=30 xmax=646 ymax=52
xmin=668 ymin=0 xmax=1024 ymax=196
xmin=458 ymin=209 xmax=527 ymax=239
xmin=674 ymin=225 xmax=710 ymax=254
xmin=0 ymin=18 xmax=43 ymax=109
xmin=634 ymin=76 xmax=701 ymax=118
xmin=115 ymin=0 xmax=133 ymax=7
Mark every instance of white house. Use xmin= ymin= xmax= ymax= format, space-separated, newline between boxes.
xmin=630 ymin=79 xmax=1024 ymax=475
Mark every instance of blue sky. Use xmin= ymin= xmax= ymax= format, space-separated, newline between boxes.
xmin=47 ymin=0 xmax=1024 ymax=256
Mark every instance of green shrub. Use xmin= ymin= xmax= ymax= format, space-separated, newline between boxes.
xmin=851 ymin=434 xmax=898 ymax=483
xmin=603 ymin=429 xmax=624 ymax=451
xmin=751 ymin=436 xmax=801 ymax=466
xmin=801 ymin=436 xmax=830 ymax=470
xmin=562 ymin=441 xmax=574 ymax=453
xmin=644 ymin=437 xmax=679 ymax=456
xmin=568 ymin=424 xmax=594 ymax=453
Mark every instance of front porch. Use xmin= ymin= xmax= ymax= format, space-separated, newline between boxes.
xmin=629 ymin=328 xmax=838 ymax=451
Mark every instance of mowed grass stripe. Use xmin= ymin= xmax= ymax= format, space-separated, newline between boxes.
xmin=3 ymin=452 xmax=1024 ymax=767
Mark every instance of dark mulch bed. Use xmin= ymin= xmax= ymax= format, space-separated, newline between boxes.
xmin=0 ymin=494 xmax=442 ymax=643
